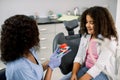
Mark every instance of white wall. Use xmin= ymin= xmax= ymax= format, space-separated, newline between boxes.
xmin=0 ymin=0 xmax=117 ymax=25
xmin=116 ymin=0 xmax=120 ymax=43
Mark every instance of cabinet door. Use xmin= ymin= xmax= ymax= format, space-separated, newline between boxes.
xmin=38 ymin=24 xmax=55 ymax=62
xmin=38 ymin=24 xmax=55 ymax=34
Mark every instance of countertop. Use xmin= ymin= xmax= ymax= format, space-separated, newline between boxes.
xmin=36 ymin=18 xmax=63 ymax=25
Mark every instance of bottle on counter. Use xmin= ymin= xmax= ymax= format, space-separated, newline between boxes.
xmin=73 ymin=7 xmax=80 ymax=16
xmin=34 ymin=12 xmax=39 ymax=20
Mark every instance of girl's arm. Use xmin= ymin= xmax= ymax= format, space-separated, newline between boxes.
xmin=71 ymin=62 xmax=81 ymax=80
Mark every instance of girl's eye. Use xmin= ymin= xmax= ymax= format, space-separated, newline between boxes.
xmin=86 ymin=21 xmax=94 ymax=24
xmin=90 ymin=21 xmax=94 ymax=24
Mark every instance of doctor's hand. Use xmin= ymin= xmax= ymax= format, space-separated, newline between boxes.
xmin=48 ymin=43 xmax=71 ymax=70
xmin=48 ymin=47 xmax=65 ymax=70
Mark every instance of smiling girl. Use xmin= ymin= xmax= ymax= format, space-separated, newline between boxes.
xmin=60 ymin=6 xmax=118 ymax=80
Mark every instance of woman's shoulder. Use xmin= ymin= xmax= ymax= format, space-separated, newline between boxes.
xmin=6 ymin=58 xmax=30 ymax=71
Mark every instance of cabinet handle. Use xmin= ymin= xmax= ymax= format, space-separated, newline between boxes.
xmin=40 ymin=28 xmax=47 ymax=31
xmin=40 ymin=58 xmax=46 ymax=61
xmin=41 ymin=47 xmax=47 ymax=49
xmin=40 ymin=38 xmax=47 ymax=41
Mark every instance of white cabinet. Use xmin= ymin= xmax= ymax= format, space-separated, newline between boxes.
xmin=37 ymin=24 xmax=56 ymax=62
xmin=116 ymin=0 xmax=120 ymax=43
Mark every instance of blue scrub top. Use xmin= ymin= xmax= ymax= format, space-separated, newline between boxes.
xmin=6 ymin=48 xmax=44 ymax=80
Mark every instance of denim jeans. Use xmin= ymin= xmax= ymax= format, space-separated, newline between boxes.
xmin=60 ymin=67 xmax=109 ymax=80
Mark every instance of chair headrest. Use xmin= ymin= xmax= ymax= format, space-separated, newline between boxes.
xmin=63 ymin=19 xmax=78 ymax=30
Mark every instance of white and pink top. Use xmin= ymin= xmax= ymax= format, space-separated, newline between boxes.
xmin=85 ymin=39 xmax=99 ymax=68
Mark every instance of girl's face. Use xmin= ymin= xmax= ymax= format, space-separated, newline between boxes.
xmin=86 ymin=15 xmax=94 ymax=35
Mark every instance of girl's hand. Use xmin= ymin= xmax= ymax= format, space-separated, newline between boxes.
xmin=71 ymin=74 xmax=77 ymax=80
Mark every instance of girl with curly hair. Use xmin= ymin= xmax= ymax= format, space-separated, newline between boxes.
xmin=60 ymin=6 xmax=118 ymax=80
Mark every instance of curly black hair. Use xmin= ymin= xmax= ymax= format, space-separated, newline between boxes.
xmin=79 ymin=6 xmax=118 ymax=41
xmin=0 ymin=15 xmax=39 ymax=62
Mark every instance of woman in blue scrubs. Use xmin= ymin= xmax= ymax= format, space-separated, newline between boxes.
xmin=0 ymin=15 xmax=63 ymax=80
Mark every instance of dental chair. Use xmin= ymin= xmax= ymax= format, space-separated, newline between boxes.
xmin=53 ymin=19 xmax=82 ymax=74
xmin=0 ymin=68 xmax=6 ymax=80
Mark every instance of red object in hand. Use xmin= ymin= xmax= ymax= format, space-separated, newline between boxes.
xmin=59 ymin=43 xmax=69 ymax=53
xmin=60 ymin=43 xmax=68 ymax=49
